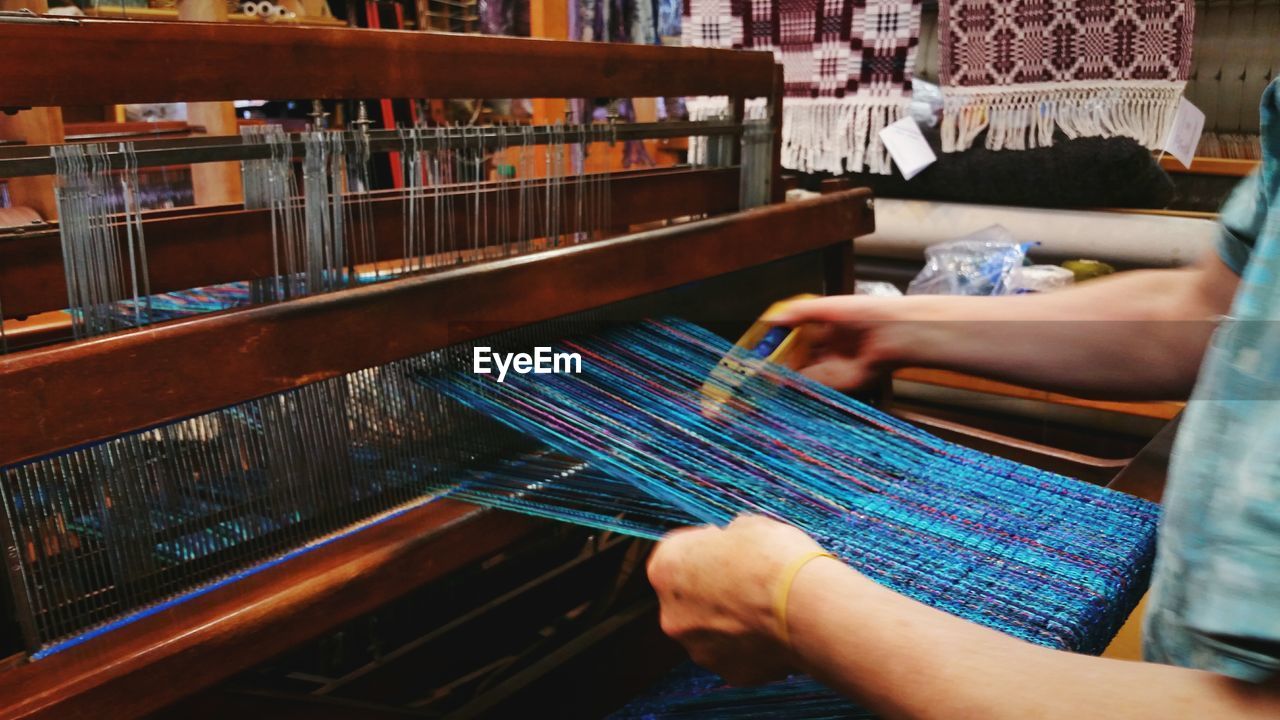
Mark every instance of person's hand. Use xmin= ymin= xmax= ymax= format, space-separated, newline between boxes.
xmin=764 ymin=295 xmax=925 ymax=391
xmin=646 ymin=516 xmax=829 ymax=685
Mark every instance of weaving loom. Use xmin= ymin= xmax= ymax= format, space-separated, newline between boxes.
xmin=0 ymin=16 xmax=842 ymax=718
xmin=0 ymin=14 xmax=1162 ymax=720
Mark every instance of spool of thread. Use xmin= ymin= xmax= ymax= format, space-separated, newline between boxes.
xmin=1061 ymin=259 xmax=1116 ymax=282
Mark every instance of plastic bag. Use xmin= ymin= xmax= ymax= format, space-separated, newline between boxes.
xmin=907 ymin=225 xmax=1034 ymax=296
xmin=909 ymin=79 xmax=944 ymax=128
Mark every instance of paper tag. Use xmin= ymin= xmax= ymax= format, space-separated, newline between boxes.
xmin=1162 ymin=97 xmax=1205 ymax=169
xmin=878 ymin=117 xmax=937 ymax=181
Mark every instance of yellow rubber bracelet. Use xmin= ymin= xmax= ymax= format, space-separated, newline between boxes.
xmin=773 ymin=550 xmax=836 ymax=646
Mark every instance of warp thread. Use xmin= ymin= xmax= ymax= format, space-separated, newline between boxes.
xmin=611 ymin=662 xmax=876 ymax=719
xmin=420 ymin=318 xmax=1159 ymax=654
xmin=52 ymin=142 xmax=151 ymax=338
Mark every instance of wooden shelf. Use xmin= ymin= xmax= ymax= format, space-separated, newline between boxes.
xmin=63 ymin=120 xmax=198 ymax=141
xmin=1102 ymin=207 xmax=1218 ymax=220
xmin=83 ymin=5 xmax=348 ymax=27
xmin=1158 ymin=155 xmax=1259 ymax=177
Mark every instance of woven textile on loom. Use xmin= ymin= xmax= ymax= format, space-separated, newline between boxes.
xmin=938 ymin=0 xmax=1196 ymax=152
xmin=682 ymin=0 xmax=923 ymax=174
xmin=420 ymin=318 xmax=1159 ymax=655
xmin=611 ymin=662 xmax=875 ymax=718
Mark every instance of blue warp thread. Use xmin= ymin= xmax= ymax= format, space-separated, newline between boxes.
xmin=611 ymin=663 xmax=875 ymax=719
xmin=418 ymin=318 xmax=1160 ymax=656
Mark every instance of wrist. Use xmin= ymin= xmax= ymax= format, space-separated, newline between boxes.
xmin=783 ymin=556 xmax=877 ymax=656
xmin=771 ymin=550 xmax=839 ymax=646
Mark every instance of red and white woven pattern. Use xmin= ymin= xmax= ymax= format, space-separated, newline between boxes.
xmin=682 ymin=0 xmax=743 ymax=49
xmin=939 ymin=0 xmax=1196 ymax=152
xmin=764 ymin=0 xmax=918 ymax=99
xmin=684 ymin=0 xmax=922 ymax=174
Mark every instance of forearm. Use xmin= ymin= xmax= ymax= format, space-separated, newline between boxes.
xmin=787 ymin=559 xmax=1279 ymax=720
xmin=875 ymin=264 xmax=1230 ymax=399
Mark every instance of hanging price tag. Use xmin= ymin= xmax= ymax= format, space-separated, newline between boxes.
xmin=879 ymin=117 xmax=937 ymax=181
xmin=1162 ymin=97 xmax=1205 ymax=169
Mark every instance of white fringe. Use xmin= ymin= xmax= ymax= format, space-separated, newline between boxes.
xmin=940 ymin=81 xmax=1187 ymax=153
xmin=687 ymin=95 xmax=911 ymax=175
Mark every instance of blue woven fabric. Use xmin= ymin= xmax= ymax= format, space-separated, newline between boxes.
xmin=611 ymin=663 xmax=873 ymax=719
xmin=420 ymin=317 xmax=1160 ymax=655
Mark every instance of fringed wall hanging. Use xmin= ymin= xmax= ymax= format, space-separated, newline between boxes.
xmin=939 ymin=0 xmax=1196 ymax=152
xmin=683 ymin=0 xmax=923 ymax=174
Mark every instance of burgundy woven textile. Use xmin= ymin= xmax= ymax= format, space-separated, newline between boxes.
xmin=938 ymin=0 xmax=1195 ymax=151
xmin=683 ymin=0 xmax=923 ymax=174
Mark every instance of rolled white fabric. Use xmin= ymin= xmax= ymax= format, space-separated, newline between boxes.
xmin=860 ymin=198 xmax=1217 ymax=268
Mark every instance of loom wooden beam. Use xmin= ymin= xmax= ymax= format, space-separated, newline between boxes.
xmin=0 ymin=500 xmax=542 ymax=720
xmin=0 ymin=188 xmax=874 ymax=468
xmin=0 ymin=19 xmax=776 ymax=107
xmin=0 ymin=167 xmax=740 ymax=318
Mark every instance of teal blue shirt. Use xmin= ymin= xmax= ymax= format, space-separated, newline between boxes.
xmin=1143 ymin=79 xmax=1280 ymax=682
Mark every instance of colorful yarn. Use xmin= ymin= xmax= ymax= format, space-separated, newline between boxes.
xmin=108 ymin=282 xmax=252 ymax=324
xmin=420 ymin=318 xmax=1159 ymax=654
xmin=611 ymin=663 xmax=873 ymax=719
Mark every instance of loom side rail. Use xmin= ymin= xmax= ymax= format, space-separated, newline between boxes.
xmin=0 ymin=19 xmax=776 ymax=107
xmin=0 ymin=499 xmax=540 ymax=720
xmin=0 ymin=189 xmax=872 ymax=469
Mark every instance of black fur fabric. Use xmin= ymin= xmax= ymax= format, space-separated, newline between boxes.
xmin=809 ymin=128 xmax=1175 ymax=209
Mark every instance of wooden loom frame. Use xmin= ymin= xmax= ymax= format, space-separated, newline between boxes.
xmin=0 ymin=18 xmax=872 ymax=719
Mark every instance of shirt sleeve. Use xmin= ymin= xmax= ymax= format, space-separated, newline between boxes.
xmin=1217 ymin=172 xmax=1267 ymax=276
